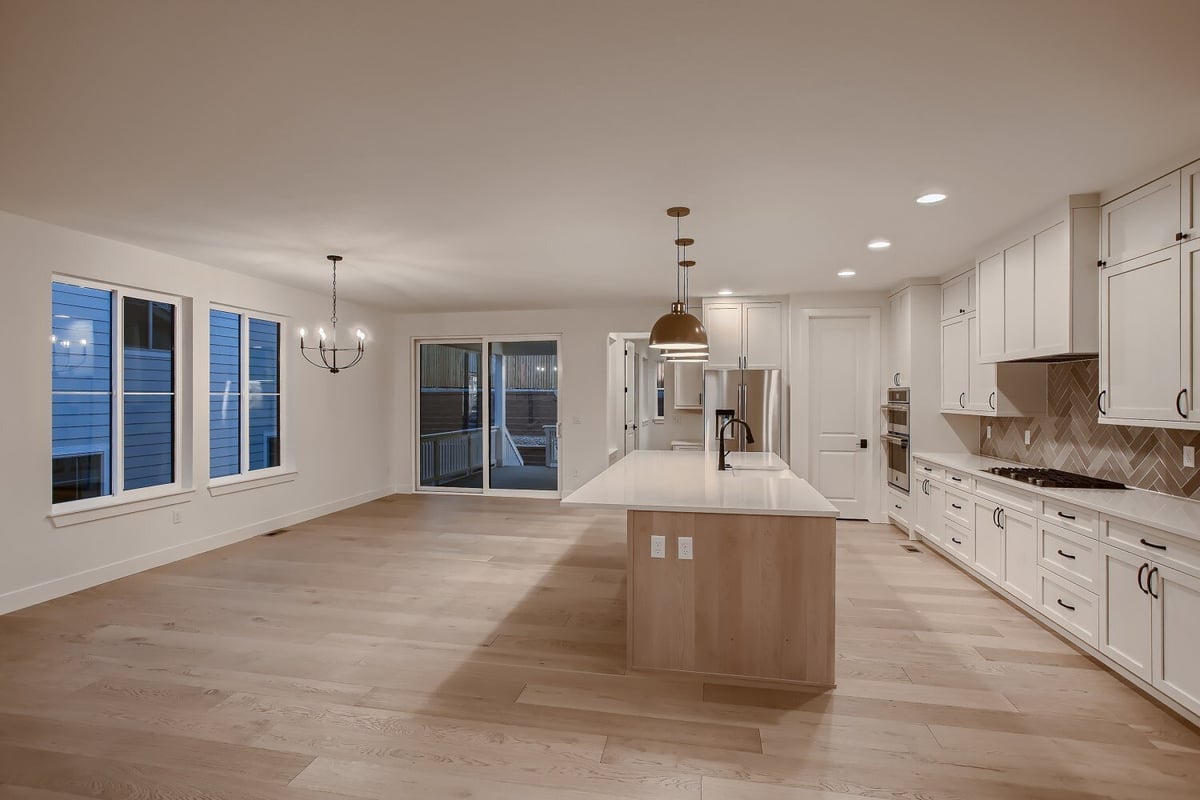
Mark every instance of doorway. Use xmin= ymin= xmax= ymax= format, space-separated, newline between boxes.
xmin=416 ymin=336 xmax=560 ymax=496
xmin=796 ymin=309 xmax=880 ymax=520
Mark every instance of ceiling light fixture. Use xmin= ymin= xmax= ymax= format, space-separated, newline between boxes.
xmin=916 ymin=192 xmax=947 ymax=205
xmin=837 ymin=269 xmax=856 ymax=277
xmin=649 ymin=207 xmax=708 ymax=351
xmin=299 ymin=255 xmax=366 ymax=374
xmin=717 ymin=289 xmax=734 ymax=296
xmin=867 ymin=239 xmax=892 ymax=250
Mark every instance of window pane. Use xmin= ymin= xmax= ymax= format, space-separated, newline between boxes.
xmin=124 ymin=298 xmax=174 ymax=393
xmin=209 ymin=310 xmax=241 ymax=479
xmin=52 ymin=282 xmax=113 ymax=504
xmin=248 ymin=318 xmax=279 ymax=394
xmin=124 ymin=394 xmax=174 ymax=490
xmin=210 ymin=395 xmax=240 ymax=478
xmin=249 ymin=393 xmax=280 ymax=470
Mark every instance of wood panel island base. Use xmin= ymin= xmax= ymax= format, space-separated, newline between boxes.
xmin=562 ymin=450 xmax=840 ymax=688
xmin=628 ymin=510 xmax=836 ymax=686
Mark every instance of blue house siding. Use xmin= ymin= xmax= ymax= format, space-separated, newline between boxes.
xmin=209 ymin=310 xmax=241 ymax=478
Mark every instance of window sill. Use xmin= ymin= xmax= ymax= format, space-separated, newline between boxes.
xmin=49 ymin=489 xmax=195 ymax=528
xmin=208 ymin=470 xmax=298 ymax=497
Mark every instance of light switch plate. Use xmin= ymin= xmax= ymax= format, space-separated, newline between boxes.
xmin=986 ymin=425 xmax=992 ymax=440
xmin=678 ymin=537 xmax=693 ymax=560
xmin=1024 ymin=430 xmax=1031 ymax=446
xmin=1185 ymin=446 xmax=1196 ymax=469
xmin=650 ymin=535 xmax=666 ymax=559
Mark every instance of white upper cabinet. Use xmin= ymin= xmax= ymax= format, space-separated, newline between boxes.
xmin=1183 ymin=159 xmax=1200 ymax=242
xmin=702 ymin=302 xmax=743 ymax=369
xmin=887 ymin=289 xmax=912 ymax=387
xmin=976 ymin=196 xmax=1100 ymax=363
xmin=940 ymin=270 xmax=975 ymax=320
xmin=966 ymin=315 xmax=997 ymax=412
xmin=1099 ymin=248 xmax=1184 ymax=424
xmin=941 ymin=311 xmax=1046 ymax=417
xmin=701 ymin=299 xmax=783 ymax=370
xmin=940 ymin=316 xmax=968 ymax=411
xmin=1101 ymin=171 xmax=1182 ymax=268
xmin=673 ymin=361 xmax=704 ymax=410
xmin=743 ymin=302 xmax=783 ymax=369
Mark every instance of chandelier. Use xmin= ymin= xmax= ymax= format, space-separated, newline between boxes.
xmin=649 ymin=206 xmax=708 ymax=357
xmin=299 ymin=255 xmax=366 ymax=373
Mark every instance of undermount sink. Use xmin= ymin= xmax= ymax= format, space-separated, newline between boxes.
xmin=722 ymin=452 xmax=788 ymax=471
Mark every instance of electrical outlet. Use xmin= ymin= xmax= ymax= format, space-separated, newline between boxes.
xmin=572 ymin=416 xmax=582 ymax=425
xmin=986 ymin=425 xmax=992 ymax=440
xmin=1185 ymin=446 xmax=1196 ymax=469
xmin=650 ymin=535 xmax=666 ymax=559
xmin=171 ymin=509 xmax=182 ymax=525
xmin=1024 ymin=430 xmax=1031 ymax=446
xmin=678 ymin=537 xmax=693 ymax=560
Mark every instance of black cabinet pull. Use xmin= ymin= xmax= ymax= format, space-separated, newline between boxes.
xmin=1056 ymin=511 xmax=1076 ymax=521
xmin=989 ymin=391 xmax=996 ymax=410
xmin=1056 ymin=549 xmax=1076 ymax=560
xmin=998 ymin=508 xmax=1004 ymax=529
xmin=959 ymin=392 xmax=966 ymax=409
xmin=1137 ymin=563 xmax=1149 ymax=594
xmin=923 ymin=466 xmax=933 ymax=472
xmin=950 ymin=476 xmax=962 ymax=482
xmin=1056 ymin=598 xmax=1076 ymax=612
xmin=951 ymin=503 xmax=962 ymax=510
xmin=1176 ymin=388 xmax=1189 ymax=419
xmin=993 ymin=507 xmax=1000 ymax=527
xmin=894 ymin=372 xmax=901 ymax=386
xmin=1178 ymin=232 xmax=1187 ymax=241
xmin=1140 ymin=538 xmax=1167 ymax=551
xmin=1148 ymin=567 xmax=1160 ymax=599
xmin=951 ymin=537 xmax=962 ymax=545
xmin=1097 ymin=390 xmax=1106 ymax=416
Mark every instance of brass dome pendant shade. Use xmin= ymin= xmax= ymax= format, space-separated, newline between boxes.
xmin=649 ymin=207 xmax=709 ymax=352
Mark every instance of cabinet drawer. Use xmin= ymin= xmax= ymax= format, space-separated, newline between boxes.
xmin=1039 ymin=567 xmax=1099 ymax=646
xmin=975 ymin=477 xmax=1035 ymax=514
xmin=944 ymin=521 xmax=974 ymax=563
xmin=888 ymin=489 xmax=911 ymax=529
xmin=944 ymin=489 xmax=973 ymax=530
xmin=943 ymin=469 xmax=974 ymax=492
xmin=1039 ymin=522 xmax=1099 ymax=592
xmin=914 ymin=461 xmax=945 ymax=482
xmin=1040 ymin=498 xmax=1099 ymax=539
xmin=1102 ymin=517 xmax=1200 ymax=577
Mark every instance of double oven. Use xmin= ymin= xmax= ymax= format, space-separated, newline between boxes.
xmin=881 ymin=387 xmax=910 ymax=493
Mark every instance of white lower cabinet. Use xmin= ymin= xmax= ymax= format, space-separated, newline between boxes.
xmin=1154 ymin=564 xmax=1200 ymax=712
xmin=912 ymin=456 xmax=1200 ymax=721
xmin=887 ymin=488 xmax=911 ymax=531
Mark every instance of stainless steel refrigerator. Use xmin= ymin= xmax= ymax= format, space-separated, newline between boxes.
xmin=703 ymin=369 xmax=782 ymax=456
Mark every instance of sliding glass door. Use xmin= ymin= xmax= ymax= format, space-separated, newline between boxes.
xmin=416 ymin=336 xmax=560 ymax=496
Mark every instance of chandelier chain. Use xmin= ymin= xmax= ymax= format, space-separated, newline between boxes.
xmin=331 ymin=259 xmax=338 ymax=326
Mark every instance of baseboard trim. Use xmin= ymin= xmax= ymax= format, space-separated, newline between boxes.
xmin=0 ymin=486 xmax=394 ymax=616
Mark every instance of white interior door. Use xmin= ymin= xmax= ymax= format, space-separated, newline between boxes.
xmin=624 ymin=341 xmax=637 ymax=454
xmin=807 ymin=313 xmax=874 ymax=519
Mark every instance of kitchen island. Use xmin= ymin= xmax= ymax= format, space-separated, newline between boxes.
xmin=563 ymin=450 xmax=840 ymax=687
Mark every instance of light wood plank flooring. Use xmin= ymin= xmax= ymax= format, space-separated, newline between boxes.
xmin=1 ymin=494 xmax=1197 ymax=799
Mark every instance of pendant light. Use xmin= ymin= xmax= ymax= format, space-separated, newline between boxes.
xmin=299 ymin=255 xmax=367 ymax=373
xmin=649 ymin=207 xmax=708 ymax=352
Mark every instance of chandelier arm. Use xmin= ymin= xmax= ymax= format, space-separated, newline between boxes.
xmin=342 ymin=348 xmax=365 ymax=370
xmin=299 ymin=347 xmax=331 ymax=371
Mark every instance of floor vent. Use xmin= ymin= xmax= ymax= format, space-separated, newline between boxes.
xmin=265 ymin=528 xmax=290 ymax=537
xmin=900 ymin=544 xmax=921 ymax=552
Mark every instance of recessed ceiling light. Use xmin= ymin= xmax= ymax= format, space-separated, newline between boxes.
xmin=717 ymin=289 xmax=734 ymax=295
xmin=837 ymin=270 xmax=856 ymax=277
xmin=916 ymin=192 xmax=947 ymax=205
xmin=867 ymin=239 xmax=891 ymax=250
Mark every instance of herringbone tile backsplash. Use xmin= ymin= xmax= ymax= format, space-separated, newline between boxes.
xmin=979 ymin=359 xmax=1200 ymax=499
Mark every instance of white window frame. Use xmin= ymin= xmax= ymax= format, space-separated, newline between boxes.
xmin=50 ymin=277 xmax=186 ymax=517
xmin=207 ymin=304 xmax=292 ymax=493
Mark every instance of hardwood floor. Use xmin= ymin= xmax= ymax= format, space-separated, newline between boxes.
xmin=1 ymin=493 xmax=1197 ymax=799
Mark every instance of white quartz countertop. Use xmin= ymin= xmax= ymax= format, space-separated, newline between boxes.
xmin=914 ymin=451 xmax=1200 ymax=543
xmin=562 ymin=450 xmax=838 ymax=517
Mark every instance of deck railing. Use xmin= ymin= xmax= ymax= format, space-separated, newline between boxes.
xmin=419 ymin=427 xmax=498 ymax=485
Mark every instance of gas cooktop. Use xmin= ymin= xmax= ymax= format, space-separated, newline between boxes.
xmin=981 ymin=466 xmax=1128 ymax=490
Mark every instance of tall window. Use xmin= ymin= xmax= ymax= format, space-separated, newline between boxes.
xmin=52 ymin=280 xmax=180 ymax=506
xmin=209 ymin=308 xmax=283 ymax=480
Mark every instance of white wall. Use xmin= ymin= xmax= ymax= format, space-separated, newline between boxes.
xmin=0 ymin=211 xmax=396 ymax=613
xmin=392 ymin=305 xmax=664 ymax=494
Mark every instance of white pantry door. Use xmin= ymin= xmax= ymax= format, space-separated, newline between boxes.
xmin=807 ymin=313 xmax=875 ymax=519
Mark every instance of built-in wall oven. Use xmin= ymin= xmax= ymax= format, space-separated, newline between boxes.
xmin=882 ymin=387 xmax=910 ymax=493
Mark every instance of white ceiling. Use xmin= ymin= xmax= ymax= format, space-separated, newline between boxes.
xmin=3 ymin=0 xmax=1199 ymax=312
